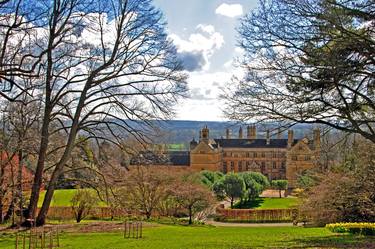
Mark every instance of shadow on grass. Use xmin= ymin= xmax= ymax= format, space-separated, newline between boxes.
xmin=233 ymin=198 xmax=264 ymax=209
xmin=288 ymin=234 xmax=375 ymax=249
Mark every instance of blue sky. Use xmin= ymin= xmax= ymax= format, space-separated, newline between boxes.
xmin=154 ymin=0 xmax=258 ymax=121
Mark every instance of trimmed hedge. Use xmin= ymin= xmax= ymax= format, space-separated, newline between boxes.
xmin=326 ymin=222 xmax=375 ymax=236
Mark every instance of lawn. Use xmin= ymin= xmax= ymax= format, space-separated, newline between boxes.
xmin=234 ymin=197 xmax=300 ymax=209
xmin=37 ymin=189 xmax=107 ymax=207
xmin=1 ymin=224 xmax=374 ymax=249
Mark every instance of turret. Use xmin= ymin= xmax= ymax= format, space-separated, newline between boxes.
xmin=201 ymin=126 xmax=209 ymax=143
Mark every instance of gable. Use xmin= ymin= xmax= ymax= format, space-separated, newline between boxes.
xmin=191 ymin=141 xmax=216 ymax=154
xmin=290 ymin=139 xmax=312 ymax=153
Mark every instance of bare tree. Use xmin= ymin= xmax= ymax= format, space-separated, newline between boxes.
xmin=117 ymin=166 xmax=173 ymax=219
xmin=223 ymin=0 xmax=375 ymax=142
xmin=1 ymin=0 xmax=187 ymax=226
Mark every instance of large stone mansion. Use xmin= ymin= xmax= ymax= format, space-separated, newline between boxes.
xmin=131 ymin=125 xmax=321 ymax=188
xmin=189 ymin=126 xmax=320 ymax=188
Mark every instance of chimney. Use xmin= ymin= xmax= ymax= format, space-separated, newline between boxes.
xmin=250 ymin=125 xmax=257 ymax=139
xmin=239 ymin=126 xmax=243 ymax=139
xmin=226 ymin=128 xmax=230 ymax=139
xmin=287 ymin=130 xmax=294 ymax=148
xmin=313 ymin=128 xmax=321 ymax=150
xmin=277 ymin=128 xmax=282 ymax=139
xmin=247 ymin=125 xmax=251 ymax=139
xmin=266 ymin=129 xmax=270 ymax=145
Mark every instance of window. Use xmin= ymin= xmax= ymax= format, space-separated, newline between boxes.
xmin=305 ymin=155 xmax=311 ymax=161
xmin=238 ymin=161 xmax=243 ymax=172
xmin=281 ymin=162 xmax=286 ymax=169
xmin=254 ymin=152 xmax=257 ymax=158
xmin=223 ymin=162 xmax=227 ymax=173
xmin=273 ymin=162 xmax=277 ymax=169
xmin=261 ymin=152 xmax=265 ymax=158
xmin=230 ymin=161 xmax=234 ymax=171
xmin=292 ymin=155 xmax=298 ymax=161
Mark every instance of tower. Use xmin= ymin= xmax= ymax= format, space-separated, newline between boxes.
xmin=201 ymin=126 xmax=209 ymax=143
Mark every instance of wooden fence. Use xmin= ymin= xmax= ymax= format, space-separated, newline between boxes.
xmin=216 ymin=207 xmax=298 ymax=223
xmin=38 ymin=207 xmax=129 ymax=220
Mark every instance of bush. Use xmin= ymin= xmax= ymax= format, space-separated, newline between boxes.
xmin=326 ymin=223 xmax=375 ymax=236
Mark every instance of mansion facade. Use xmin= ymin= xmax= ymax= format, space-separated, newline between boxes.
xmin=130 ymin=125 xmax=321 ymax=188
xmin=189 ymin=126 xmax=320 ymax=188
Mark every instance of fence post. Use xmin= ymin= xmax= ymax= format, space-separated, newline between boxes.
xmin=124 ymin=220 xmax=126 ymax=239
xmin=49 ymin=229 xmax=53 ymax=249
xmin=56 ymin=226 xmax=60 ymax=247
xmin=136 ymin=222 xmax=139 ymax=239
xmin=15 ymin=233 xmax=19 ymax=249
xmin=22 ymin=233 xmax=26 ymax=249
xmin=140 ymin=222 xmax=142 ymax=238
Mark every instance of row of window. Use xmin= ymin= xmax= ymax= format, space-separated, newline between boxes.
xmin=222 ymin=161 xmax=286 ymax=173
xmin=224 ymin=151 xmax=286 ymax=158
xmin=291 ymin=155 xmax=311 ymax=161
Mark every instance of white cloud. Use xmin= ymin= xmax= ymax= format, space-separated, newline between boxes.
xmin=169 ymin=24 xmax=224 ymax=71
xmin=215 ymin=3 xmax=243 ymax=18
xmin=176 ymin=72 xmax=233 ymax=121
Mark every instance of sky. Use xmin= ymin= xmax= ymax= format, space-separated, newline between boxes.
xmin=154 ymin=0 xmax=259 ymax=121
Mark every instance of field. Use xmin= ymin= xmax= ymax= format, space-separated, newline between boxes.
xmin=1 ymin=224 xmax=374 ymax=249
xmin=234 ymin=197 xmax=300 ymax=209
xmin=37 ymin=189 xmax=107 ymax=207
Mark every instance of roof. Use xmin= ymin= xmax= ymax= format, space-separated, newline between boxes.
xmin=167 ymin=151 xmax=190 ymax=166
xmin=214 ymin=139 xmax=298 ymax=149
xmin=130 ymin=150 xmax=190 ymax=166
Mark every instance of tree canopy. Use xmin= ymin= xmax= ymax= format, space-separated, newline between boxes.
xmin=224 ymin=0 xmax=375 ymax=142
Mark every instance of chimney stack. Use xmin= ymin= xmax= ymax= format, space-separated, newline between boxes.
xmin=313 ymin=128 xmax=321 ymax=150
xmin=226 ymin=128 xmax=230 ymax=139
xmin=277 ymin=128 xmax=282 ymax=139
xmin=287 ymin=130 xmax=294 ymax=148
xmin=239 ymin=126 xmax=243 ymax=139
xmin=249 ymin=125 xmax=257 ymax=139
xmin=247 ymin=125 xmax=251 ymax=139
xmin=266 ymin=129 xmax=270 ymax=145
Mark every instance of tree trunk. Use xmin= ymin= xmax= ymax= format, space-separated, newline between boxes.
xmin=230 ymin=197 xmax=234 ymax=209
xmin=0 ymin=201 xmax=3 ymax=224
xmin=17 ymin=149 xmax=23 ymax=224
xmin=279 ymin=189 xmax=282 ymax=198
xmin=4 ymin=198 xmax=14 ymax=222
xmin=36 ymin=85 xmax=90 ymax=226
xmin=25 ymin=106 xmax=51 ymax=226
xmin=188 ymin=207 xmax=192 ymax=225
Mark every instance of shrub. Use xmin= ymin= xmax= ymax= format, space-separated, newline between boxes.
xmin=326 ymin=223 xmax=375 ymax=236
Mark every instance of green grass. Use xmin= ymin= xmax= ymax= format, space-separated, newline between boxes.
xmin=1 ymin=225 xmax=374 ymax=249
xmin=234 ymin=197 xmax=300 ymax=209
xmin=37 ymin=189 xmax=107 ymax=207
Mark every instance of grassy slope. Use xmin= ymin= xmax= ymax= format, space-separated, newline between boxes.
xmin=1 ymin=225 xmax=374 ymax=249
xmin=37 ymin=189 xmax=107 ymax=207
xmin=234 ymin=197 xmax=300 ymax=209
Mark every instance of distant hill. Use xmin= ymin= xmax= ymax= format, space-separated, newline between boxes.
xmin=153 ymin=120 xmax=314 ymax=146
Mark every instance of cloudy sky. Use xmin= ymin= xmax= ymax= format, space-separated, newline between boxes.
xmin=154 ymin=0 xmax=258 ymax=121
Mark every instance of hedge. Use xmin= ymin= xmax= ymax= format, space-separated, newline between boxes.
xmin=326 ymin=222 xmax=375 ymax=236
